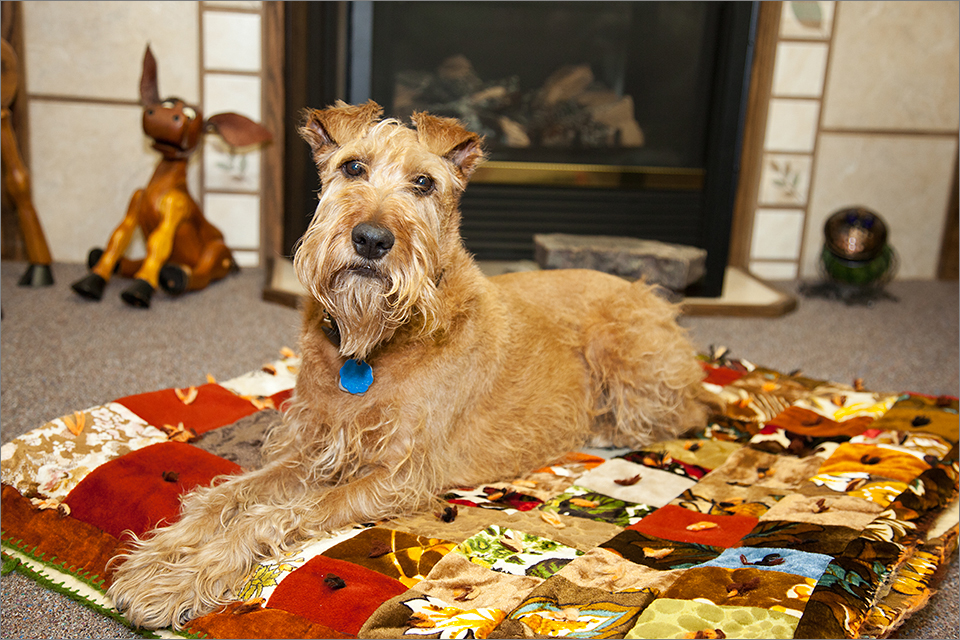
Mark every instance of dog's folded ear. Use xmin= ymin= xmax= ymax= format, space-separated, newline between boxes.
xmin=411 ymin=112 xmax=486 ymax=180
xmin=299 ymin=100 xmax=384 ymax=167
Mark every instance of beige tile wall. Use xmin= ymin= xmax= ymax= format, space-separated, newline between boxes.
xmin=748 ymin=1 xmax=959 ymax=282
xmin=804 ymin=133 xmax=958 ymax=279
xmin=20 ymin=0 xmax=265 ymax=267
xmin=18 ymin=1 xmax=959 ymax=282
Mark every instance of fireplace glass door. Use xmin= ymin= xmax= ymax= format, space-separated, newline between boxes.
xmin=283 ymin=1 xmax=757 ymax=296
xmin=358 ymin=2 xmax=712 ymax=172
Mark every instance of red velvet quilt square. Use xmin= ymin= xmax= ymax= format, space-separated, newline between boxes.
xmin=266 ymin=555 xmax=409 ymax=636
xmin=627 ymin=504 xmax=759 ymax=548
xmin=116 ymin=384 xmax=258 ymax=435
xmin=63 ymin=442 xmax=241 ymax=539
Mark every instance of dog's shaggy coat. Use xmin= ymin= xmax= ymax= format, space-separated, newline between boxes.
xmin=107 ymin=100 xmax=708 ymax=629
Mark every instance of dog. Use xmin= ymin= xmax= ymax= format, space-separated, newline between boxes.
xmin=107 ymin=100 xmax=708 ymax=629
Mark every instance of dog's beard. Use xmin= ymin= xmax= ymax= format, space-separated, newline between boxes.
xmin=324 ymin=269 xmax=409 ymax=358
xmin=295 ymin=225 xmax=443 ymax=360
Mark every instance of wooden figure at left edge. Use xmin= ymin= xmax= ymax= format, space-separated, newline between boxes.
xmin=2 ymin=37 xmax=54 ymax=287
xmin=71 ymin=45 xmax=272 ymax=308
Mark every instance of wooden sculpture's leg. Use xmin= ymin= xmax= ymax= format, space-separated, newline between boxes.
xmin=121 ymin=193 xmax=189 ymax=308
xmin=116 ymin=257 xmax=144 ymax=278
xmin=72 ymin=190 xmax=144 ymax=301
xmin=189 ymin=240 xmax=236 ymax=290
xmin=91 ymin=190 xmax=144 ymax=280
xmin=1 ymin=109 xmax=53 ymax=286
xmin=161 ymin=240 xmax=236 ymax=294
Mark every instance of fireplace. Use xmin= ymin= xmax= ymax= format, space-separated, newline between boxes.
xmin=282 ymin=1 xmax=757 ymax=297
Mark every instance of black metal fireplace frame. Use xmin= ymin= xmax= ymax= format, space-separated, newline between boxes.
xmin=282 ymin=1 xmax=758 ymax=297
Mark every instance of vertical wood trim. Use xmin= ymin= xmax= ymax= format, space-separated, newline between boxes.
xmin=1 ymin=0 xmax=28 ymax=260
xmin=795 ymin=2 xmax=839 ymax=279
xmin=197 ymin=3 xmax=206 ymax=203
xmin=4 ymin=0 xmax=27 ymax=166
xmin=727 ymin=0 xmax=781 ymax=268
xmin=938 ymin=147 xmax=959 ymax=280
xmin=261 ymin=1 xmax=285 ymax=280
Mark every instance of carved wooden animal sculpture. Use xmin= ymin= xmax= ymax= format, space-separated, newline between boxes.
xmin=71 ymin=45 xmax=271 ymax=308
xmin=2 ymin=37 xmax=54 ymax=287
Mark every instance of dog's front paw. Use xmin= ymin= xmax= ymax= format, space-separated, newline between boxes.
xmin=107 ymin=527 xmax=241 ymax=630
xmin=108 ymin=547 xmax=213 ymax=630
xmin=109 ymin=575 xmax=193 ymax=629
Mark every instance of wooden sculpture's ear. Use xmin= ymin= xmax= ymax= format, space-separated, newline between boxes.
xmin=140 ymin=45 xmax=161 ymax=106
xmin=298 ymin=100 xmax=384 ymax=168
xmin=205 ymin=113 xmax=273 ymax=148
xmin=411 ymin=112 xmax=486 ymax=180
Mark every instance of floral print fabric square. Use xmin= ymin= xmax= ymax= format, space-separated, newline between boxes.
xmin=456 ymin=526 xmax=583 ymax=579
xmin=0 ymin=403 xmax=167 ymax=505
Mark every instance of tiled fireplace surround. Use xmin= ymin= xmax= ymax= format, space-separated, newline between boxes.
xmin=4 ymin=1 xmax=958 ymax=287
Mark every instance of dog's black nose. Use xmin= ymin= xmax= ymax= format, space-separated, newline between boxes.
xmin=352 ymin=223 xmax=395 ymax=260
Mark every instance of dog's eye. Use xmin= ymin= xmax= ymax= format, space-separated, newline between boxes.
xmin=341 ymin=160 xmax=366 ymax=178
xmin=413 ymin=175 xmax=435 ymax=195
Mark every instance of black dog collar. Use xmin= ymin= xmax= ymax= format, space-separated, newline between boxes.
xmin=320 ymin=311 xmax=341 ymax=348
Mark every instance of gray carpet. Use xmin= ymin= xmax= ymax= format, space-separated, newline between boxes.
xmin=1 ymin=261 xmax=957 ymax=638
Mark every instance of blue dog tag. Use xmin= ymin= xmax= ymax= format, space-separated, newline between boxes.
xmin=339 ymin=359 xmax=373 ymax=394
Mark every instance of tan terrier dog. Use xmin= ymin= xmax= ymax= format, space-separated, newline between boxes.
xmin=107 ymin=100 xmax=707 ymax=629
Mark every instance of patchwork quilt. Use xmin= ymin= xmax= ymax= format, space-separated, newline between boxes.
xmin=2 ymin=349 xmax=957 ymax=639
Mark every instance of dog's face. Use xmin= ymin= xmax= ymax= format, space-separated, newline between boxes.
xmin=295 ymin=101 xmax=485 ymax=359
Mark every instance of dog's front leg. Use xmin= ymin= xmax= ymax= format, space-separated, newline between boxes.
xmin=106 ymin=461 xmax=301 ymax=629
xmin=106 ymin=458 xmax=425 ymax=630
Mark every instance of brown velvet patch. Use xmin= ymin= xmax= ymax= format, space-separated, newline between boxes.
xmin=661 ymin=565 xmax=814 ymax=612
xmin=63 ymin=442 xmax=241 ymax=539
xmin=186 ymin=601 xmax=354 ymax=639
xmin=600 ymin=528 xmax=723 ymax=570
xmin=1 ymin=484 xmax=120 ymax=588
xmin=867 ymin=394 xmax=959 ymax=442
xmin=193 ymin=408 xmax=280 ymax=471
xmin=767 ymin=406 xmax=875 ymax=437
xmin=739 ymin=520 xmax=862 ymax=556
xmin=714 ymin=446 xmax=825 ymax=490
xmin=322 ymin=526 xmax=457 ymax=587
xmin=386 ymin=504 xmax=622 ymax=553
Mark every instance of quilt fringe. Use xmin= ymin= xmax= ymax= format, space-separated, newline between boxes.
xmin=0 ymin=540 xmax=202 ymax=640
xmin=860 ymin=521 xmax=960 ymax=638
